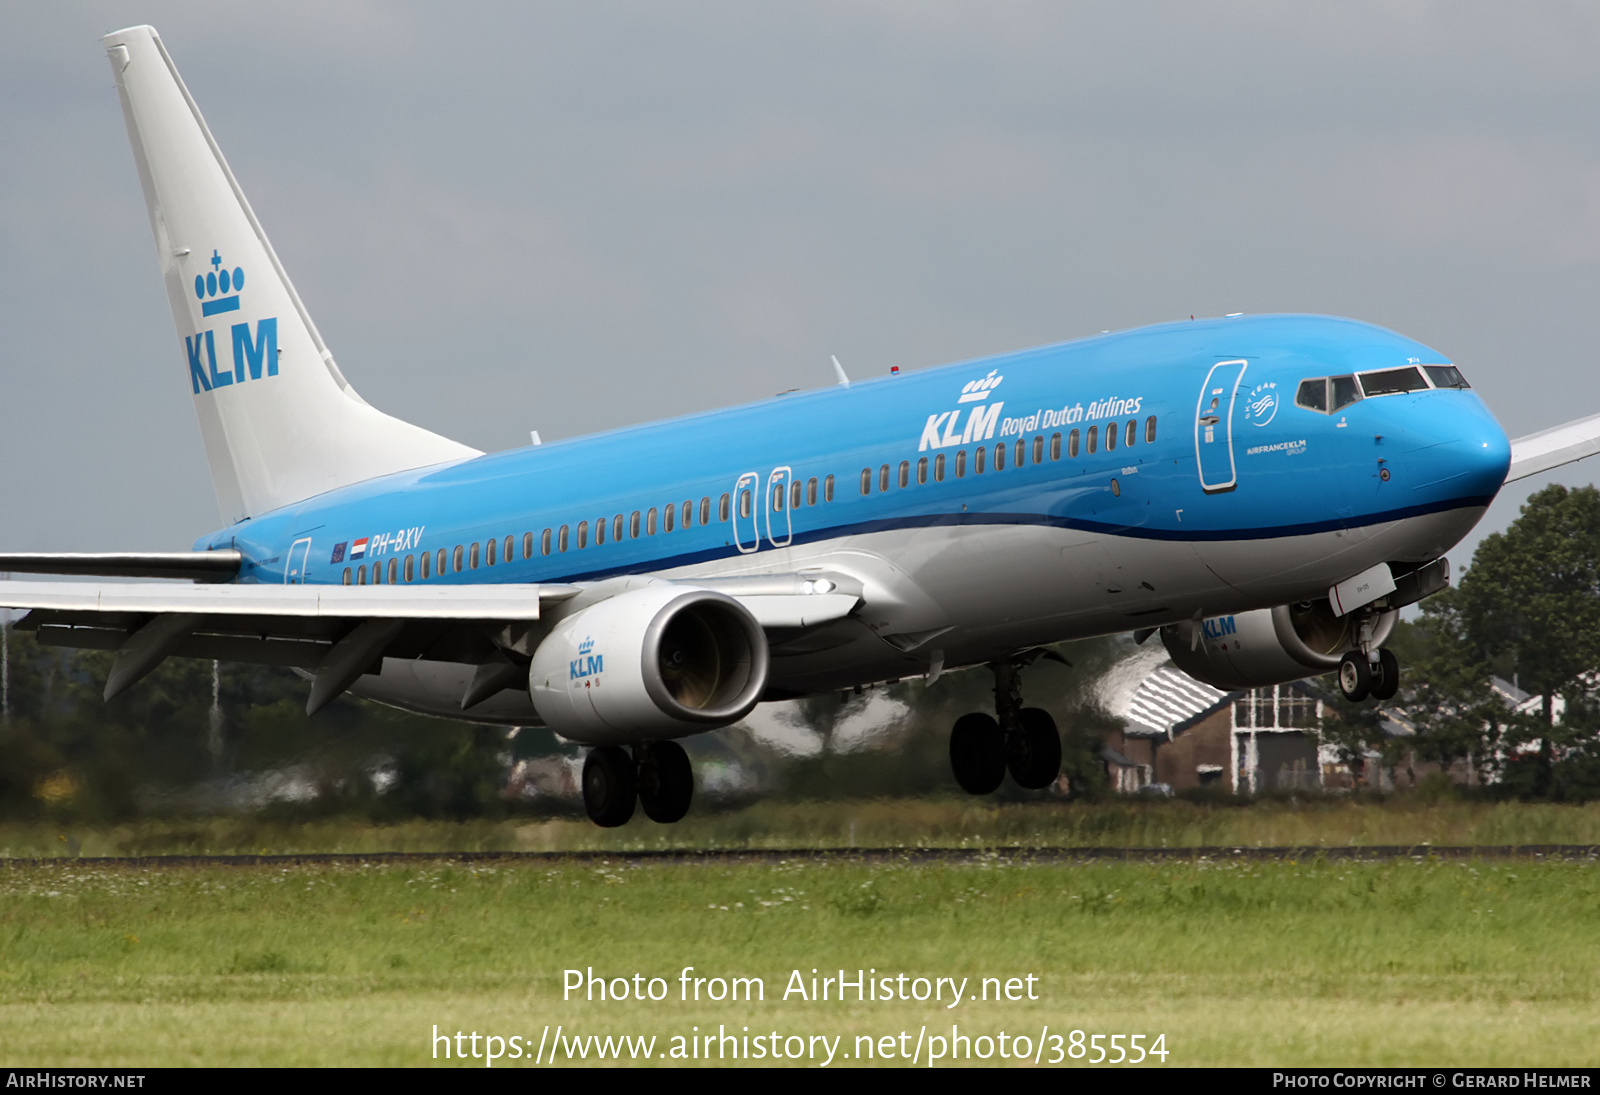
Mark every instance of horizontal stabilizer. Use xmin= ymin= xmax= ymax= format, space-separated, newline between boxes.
xmin=0 ymin=551 xmax=241 ymax=582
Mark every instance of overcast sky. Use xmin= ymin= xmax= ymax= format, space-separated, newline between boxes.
xmin=4 ymin=2 xmax=1600 ymax=575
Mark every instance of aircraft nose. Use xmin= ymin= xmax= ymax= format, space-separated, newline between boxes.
xmin=1401 ymin=399 xmax=1511 ymax=500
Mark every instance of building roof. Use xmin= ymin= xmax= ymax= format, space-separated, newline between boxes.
xmin=1122 ymin=665 xmax=1241 ymax=739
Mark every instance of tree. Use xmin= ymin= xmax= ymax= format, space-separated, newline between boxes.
xmin=1455 ymin=484 xmax=1600 ymax=796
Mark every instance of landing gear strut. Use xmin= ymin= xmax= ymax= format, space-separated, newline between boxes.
xmin=582 ymin=741 xmax=696 ymax=827
xmin=948 ymin=652 xmax=1063 ymax=793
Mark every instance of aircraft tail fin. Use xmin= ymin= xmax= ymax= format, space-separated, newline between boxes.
xmin=103 ymin=26 xmax=479 ymax=524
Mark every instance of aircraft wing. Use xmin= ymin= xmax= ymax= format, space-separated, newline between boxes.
xmin=0 ymin=573 xmax=860 ymax=714
xmin=1507 ymin=411 xmax=1600 ymax=483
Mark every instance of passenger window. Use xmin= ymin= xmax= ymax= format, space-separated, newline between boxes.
xmin=974 ymin=446 xmax=986 ymax=474
xmin=522 ymin=532 xmax=533 ymax=560
xmin=504 ymin=535 xmax=513 ymax=561
xmin=1296 ymin=378 xmax=1328 ymax=413
xmin=807 ymin=478 xmax=817 ymax=505
xmin=934 ymin=453 xmax=945 ymax=482
xmin=1050 ymin=433 xmax=1060 ymax=460
xmin=647 ymin=508 xmax=657 ymax=535
xmin=1125 ymin=420 xmax=1136 ymax=448
xmin=1014 ymin=439 xmax=1024 ymax=466
xmin=956 ymin=449 xmax=967 ymax=477
xmin=437 ymin=548 xmax=447 ymax=574
xmin=487 ymin=537 xmax=498 ymax=566
xmin=614 ymin=514 xmax=624 ymax=541
xmin=558 ymin=525 xmax=569 ymax=553
xmin=917 ymin=457 xmax=928 ymax=485
xmin=880 ymin=464 xmax=890 ymax=492
xmin=860 ymin=468 xmax=872 ymax=495
xmin=356 ymin=565 xmax=367 ymax=585
xmin=453 ymin=545 xmax=464 ymax=572
xmin=421 ymin=551 xmax=431 ymax=580
xmin=738 ymin=490 xmax=751 ymax=520
xmin=469 ymin=543 xmax=480 ymax=569
xmin=542 ymin=528 xmax=553 ymax=555
xmin=772 ymin=484 xmax=784 ymax=511
xmin=404 ymin=555 xmax=414 ymax=582
xmin=1106 ymin=421 xmax=1118 ymax=451
xmin=577 ymin=522 xmax=588 ymax=549
xmin=629 ymin=511 xmax=640 ymax=538
xmin=1068 ymin=429 xmax=1080 ymax=457
xmin=343 ymin=567 xmax=352 ymax=585
xmin=712 ymin=496 xmax=722 ymax=524
xmin=791 ymin=481 xmax=803 ymax=509
xmin=388 ymin=558 xmax=399 ymax=584
xmin=1424 ymin=364 xmax=1470 ymax=389
xmin=596 ymin=518 xmax=606 ymax=545
xmin=1145 ymin=416 xmax=1157 ymax=443
xmin=994 ymin=442 xmax=1006 ymax=470
xmin=1331 ymin=375 xmax=1362 ymax=411
xmin=1359 ymin=367 xmax=1429 ymax=396
xmin=664 ymin=505 xmax=674 ymax=532
xmin=1087 ymin=426 xmax=1098 ymax=454
xmin=824 ymin=475 xmax=834 ymax=502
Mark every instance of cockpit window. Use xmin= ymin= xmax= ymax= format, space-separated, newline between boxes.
xmin=1330 ymin=375 xmax=1362 ymax=411
xmin=1424 ymin=364 xmax=1470 ymax=389
xmin=1358 ymin=366 xmax=1429 ymax=396
xmin=1295 ymin=378 xmax=1328 ymax=412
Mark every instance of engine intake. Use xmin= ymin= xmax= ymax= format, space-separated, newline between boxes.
xmin=529 ymin=585 xmax=769 ymax=744
xmin=1161 ymin=600 xmax=1396 ymax=691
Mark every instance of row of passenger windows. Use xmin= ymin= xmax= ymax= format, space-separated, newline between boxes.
xmin=1295 ymin=364 xmax=1471 ymax=415
xmin=860 ymin=417 xmax=1158 ymax=493
xmin=340 ymin=475 xmax=839 ymax=585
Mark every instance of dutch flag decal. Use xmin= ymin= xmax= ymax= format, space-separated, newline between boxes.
xmin=350 ymin=537 xmax=369 ymax=559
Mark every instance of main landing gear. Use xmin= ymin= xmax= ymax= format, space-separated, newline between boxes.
xmin=949 ymin=653 xmax=1064 ymax=794
xmin=1337 ymin=647 xmax=1400 ymax=703
xmin=581 ymin=741 xmax=694 ymax=827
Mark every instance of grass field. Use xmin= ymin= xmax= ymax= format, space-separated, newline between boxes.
xmin=1 ymin=850 xmax=1597 ymax=1066
xmin=6 ymin=796 xmax=1600 ymax=858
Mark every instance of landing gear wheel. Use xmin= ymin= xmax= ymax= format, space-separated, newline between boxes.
xmin=1337 ymin=651 xmax=1372 ymax=703
xmin=582 ymin=745 xmax=637 ymax=827
xmin=950 ymin=713 xmax=1005 ymax=794
xmin=637 ymin=741 xmax=694 ymax=824
xmin=1369 ymin=648 xmax=1400 ymax=702
xmin=1007 ymin=707 xmax=1062 ymax=790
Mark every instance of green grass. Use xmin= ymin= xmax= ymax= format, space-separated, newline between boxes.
xmin=1 ymin=854 xmax=1597 ymax=1066
xmin=6 ymin=797 xmax=1600 ymax=857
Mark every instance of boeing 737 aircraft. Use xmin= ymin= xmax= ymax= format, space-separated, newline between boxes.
xmin=5 ymin=25 xmax=1600 ymax=826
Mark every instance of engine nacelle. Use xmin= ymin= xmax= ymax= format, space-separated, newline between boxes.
xmin=528 ymin=585 xmax=769 ymax=744
xmin=1161 ymin=600 xmax=1396 ymax=691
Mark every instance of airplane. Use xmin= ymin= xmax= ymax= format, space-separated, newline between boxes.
xmin=3 ymin=24 xmax=1598 ymax=826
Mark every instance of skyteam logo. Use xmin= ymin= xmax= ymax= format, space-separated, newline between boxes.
xmin=570 ymin=636 xmax=603 ymax=681
xmin=1242 ymin=381 xmax=1279 ymax=427
xmin=185 ymin=248 xmax=278 ymax=396
xmin=919 ymin=370 xmax=1006 ymax=451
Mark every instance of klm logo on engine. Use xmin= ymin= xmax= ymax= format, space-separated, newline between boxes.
xmin=1202 ymin=616 xmax=1237 ymax=639
xmin=918 ymin=370 xmax=1005 ymax=451
xmin=185 ymin=249 xmax=278 ymax=395
xmin=570 ymin=636 xmax=604 ymax=681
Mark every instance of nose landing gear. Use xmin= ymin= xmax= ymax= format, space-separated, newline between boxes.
xmin=582 ymin=740 xmax=695 ymax=827
xmin=948 ymin=652 xmax=1064 ymax=794
xmin=1337 ymin=646 xmax=1400 ymax=703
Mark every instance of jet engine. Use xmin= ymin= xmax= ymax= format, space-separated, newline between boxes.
xmin=1161 ymin=600 xmax=1396 ymax=691
xmin=528 ymin=585 xmax=769 ymax=744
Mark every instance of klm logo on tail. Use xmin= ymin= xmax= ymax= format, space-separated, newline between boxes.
xmin=186 ymin=249 xmax=277 ymax=394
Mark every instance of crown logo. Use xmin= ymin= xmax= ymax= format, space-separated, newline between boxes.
xmin=958 ymin=369 xmax=1003 ymax=403
xmin=577 ymin=636 xmax=595 ymax=656
xmin=194 ymin=249 xmax=245 ymax=317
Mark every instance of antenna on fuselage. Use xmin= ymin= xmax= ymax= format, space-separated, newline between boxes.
xmin=831 ymin=355 xmax=851 ymax=388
